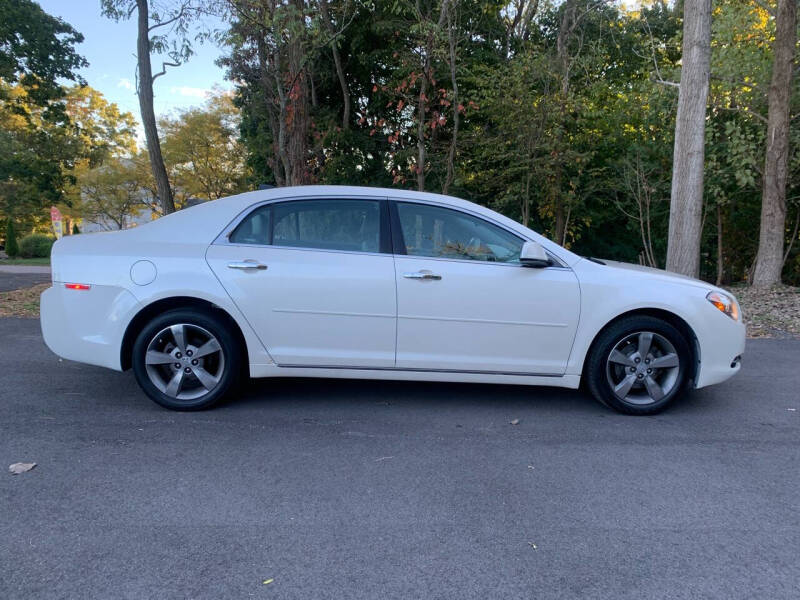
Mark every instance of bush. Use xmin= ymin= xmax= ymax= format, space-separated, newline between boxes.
xmin=19 ymin=234 xmax=54 ymax=258
xmin=5 ymin=220 xmax=19 ymax=257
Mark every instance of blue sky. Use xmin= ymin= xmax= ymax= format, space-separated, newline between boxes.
xmin=38 ymin=1 xmax=231 ymax=124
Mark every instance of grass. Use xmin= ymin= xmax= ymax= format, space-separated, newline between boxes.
xmin=0 ymin=283 xmax=49 ymax=318
xmin=0 ymin=257 xmax=51 ymax=266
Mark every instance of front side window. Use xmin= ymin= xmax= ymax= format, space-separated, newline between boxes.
xmin=395 ymin=202 xmax=523 ymax=263
xmin=230 ymin=199 xmax=381 ymax=253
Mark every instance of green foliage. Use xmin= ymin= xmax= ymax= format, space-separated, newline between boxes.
xmin=0 ymin=0 xmax=87 ymax=106
xmin=159 ymin=93 xmax=250 ymax=202
xmin=5 ymin=219 xmax=19 ymax=257
xmin=18 ymin=233 xmax=53 ymax=258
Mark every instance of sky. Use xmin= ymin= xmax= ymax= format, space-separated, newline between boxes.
xmin=37 ymin=0 xmax=231 ymax=126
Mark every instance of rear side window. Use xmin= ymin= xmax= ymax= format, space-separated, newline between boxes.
xmin=229 ymin=199 xmax=382 ymax=253
xmin=229 ymin=205 xmax=271 ymax=245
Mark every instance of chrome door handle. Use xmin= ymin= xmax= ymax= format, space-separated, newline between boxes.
xmin=227 ymin=260 xmax=267 ymax=270
xmin=403 ymin=270 xmax=442 ymax=280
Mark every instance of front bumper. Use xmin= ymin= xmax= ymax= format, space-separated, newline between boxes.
xmin=693 ymin=309 xmax=746 ymax=388
xmin=40 ymin=283 xmax=141 ymax=371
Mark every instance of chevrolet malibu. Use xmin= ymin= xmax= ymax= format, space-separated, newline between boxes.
xmin=40 ymin=186 xmax=745 ymax=414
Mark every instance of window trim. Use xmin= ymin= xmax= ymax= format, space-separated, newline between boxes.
xmin=215 ymin=196 xmax=391 ymax=256
xmin=388 ymin=199 xmax=567 ymax=268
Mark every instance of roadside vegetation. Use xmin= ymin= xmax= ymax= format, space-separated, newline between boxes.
xmin=2 ymin=1 xmax=800 ymax=296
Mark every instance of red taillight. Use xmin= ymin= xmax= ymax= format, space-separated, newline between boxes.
xmin=64 ymin=283 xmax=90 ymax=291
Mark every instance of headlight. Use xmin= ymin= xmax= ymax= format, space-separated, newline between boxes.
xmin=706 ymin=291 xmax=740 ymax=321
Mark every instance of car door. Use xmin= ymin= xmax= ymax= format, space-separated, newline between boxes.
xmin=206 ymin=197 xmax=397 ymax=368
xmin=391 ymin=200 xmax=580 ymax=375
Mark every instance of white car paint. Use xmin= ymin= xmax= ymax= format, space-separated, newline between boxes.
xmin=40 ymin=185 xmax=745 ymax=394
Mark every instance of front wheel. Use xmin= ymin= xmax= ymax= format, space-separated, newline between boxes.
xmin=132 ymin=309 xmax=242 ymax=410
xmin=585 ymin=316 xmax=692 ymax=415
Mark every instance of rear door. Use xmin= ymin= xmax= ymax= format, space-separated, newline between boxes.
xmin=206 ymin=197 xmax=397 ymax=368
xmin=391 ymin=200 xmax=580 ymax=375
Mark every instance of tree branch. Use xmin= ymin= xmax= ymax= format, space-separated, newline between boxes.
xmin=152 ymin=60 xmax=181 ymax=81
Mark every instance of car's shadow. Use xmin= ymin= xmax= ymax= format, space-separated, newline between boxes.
xmin=228 ymin=374 xmax=721 ymax=417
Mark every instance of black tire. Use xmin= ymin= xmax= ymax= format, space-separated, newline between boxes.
xmin=132 ymin=308 xmax=243 ymax=410
xmin=585 ymin=315 xmax=692 ymax=415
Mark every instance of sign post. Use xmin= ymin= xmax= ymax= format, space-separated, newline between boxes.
xmin=50 ymin=206 xmax=63 ymax=239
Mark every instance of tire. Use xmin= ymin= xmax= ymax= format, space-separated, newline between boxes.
xmin=585 ymin=315 xmax=692 ymax=415
xmin=132 ymin=308 xmax=243 ymax=410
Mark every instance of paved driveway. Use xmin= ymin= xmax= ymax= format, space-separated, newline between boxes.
xmin=1 ymin=317 xmax=798 ymax=599
xmin=0 ymin=266 xmax=50 ymax=292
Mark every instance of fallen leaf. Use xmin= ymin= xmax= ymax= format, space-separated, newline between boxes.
xmin=262 ymin=578 xmax=274 ymax=585
xmin=528 ymin=542 xmax=538 ymax=549
xmin=527 ymin=465 xmax=535 ymax=470
xmin=510 ymin=419 xmax=520 ymax=425
xmin=9 ymin=462 xmax=36 ymax=475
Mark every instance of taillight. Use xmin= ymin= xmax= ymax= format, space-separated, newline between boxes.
xmin=64 ymin=283 xmax=91 ymax=291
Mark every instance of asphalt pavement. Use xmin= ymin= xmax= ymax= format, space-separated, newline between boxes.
xmin=0 ymin=267 xmax=50 ymax=292
xmin=1 ymin=317 xmax=798 ymax=599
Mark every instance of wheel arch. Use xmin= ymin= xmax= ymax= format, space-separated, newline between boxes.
xmin=120 ymin=296 xmax=249 ymax=371
xmin=581 ymin=308 xmax=700 ymax=385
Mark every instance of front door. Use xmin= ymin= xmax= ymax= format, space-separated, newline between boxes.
xmin=391 ymin=201 xmax=580 ymax=375
xmin=206 ymin=197 xmax=397 ymax=368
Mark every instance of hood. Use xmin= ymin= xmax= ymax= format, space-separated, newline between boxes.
xmin=593 ymin=259 xmax=717 ymax=292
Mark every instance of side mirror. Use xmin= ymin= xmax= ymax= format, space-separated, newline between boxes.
xmin=520 ymin=241 xmax=551 ymax=268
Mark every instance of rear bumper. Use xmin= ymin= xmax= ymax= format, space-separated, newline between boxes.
xmin=40 ymin=283 xmax=141 ymax=371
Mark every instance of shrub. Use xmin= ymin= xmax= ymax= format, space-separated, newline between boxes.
xmin=5 ymin=220 xmax=19 ymax=257
xmin=19 ymin=234 xmax=54 ymax=258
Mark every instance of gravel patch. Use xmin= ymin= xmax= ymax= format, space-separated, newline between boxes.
xmin=0 ymin=283 xmax=49 ymax=318
xmin=728 ymin=284 xmax=800 ymax=339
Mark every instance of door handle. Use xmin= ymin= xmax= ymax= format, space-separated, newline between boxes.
xmin=403 ymin=270 xmax=442 ymax=281
xmin=228 ymin=260 xmax=267 ymax=271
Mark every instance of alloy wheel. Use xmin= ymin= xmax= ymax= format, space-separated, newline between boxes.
xmin=144 ymin=323 xmax=225 ymax=401
xmin=605 ymin=331 xmax=681 ymax=406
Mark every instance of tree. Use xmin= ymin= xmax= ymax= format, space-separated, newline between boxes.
xmin=160 ymin=93 xmax=250 ymax=202
xmin=752 ymin=0 xmax=797 ymax=286
xmin=0 ymin=0 xmax=87 ymax=106
xmin=665 ymin=0 xmax=712 ymax=278
xmin=1 ymin=83 xmax=138 ymax=232
xmin=0 ymin=0 xmax=86 ymax=230
xmin=76 ymin=159 xmax=148 ymax=230
xmin=5 ymin=219 xmax=19 ymax=257
xmin=101 ymin=0 xmax=209 ymax=215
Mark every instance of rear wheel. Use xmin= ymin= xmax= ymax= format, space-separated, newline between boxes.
xmin=585 ymin=316 xmax=691 ymax=415
xmin=132 ymin=309 xmax=242 ymax=410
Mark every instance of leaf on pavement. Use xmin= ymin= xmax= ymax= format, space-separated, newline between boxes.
xmin=510 ymin=418 xmax=520 ymax=425
xmin=9 ymin=462 xmax=36 ymax=475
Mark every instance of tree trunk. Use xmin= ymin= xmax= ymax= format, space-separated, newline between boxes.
xmin=136 ymin=0 xmax=175 ymax=215
xmin=442 ymin=5 xmax=459 ymax=195
xmin=716 ymin=203 xmax=724 ymax=286
xmin=752 ymin=0 xmax=796 ymax=287
xmin=665 ymin=0 xmax=711 ymax=278
xmin=319 ymin=0 xmax=350 ymax=130
xmin=551 ymin=0 xmax=576 ymax=246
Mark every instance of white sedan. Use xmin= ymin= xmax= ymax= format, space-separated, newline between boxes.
xmin=40 ymin=186 xmax=745 ymax=414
